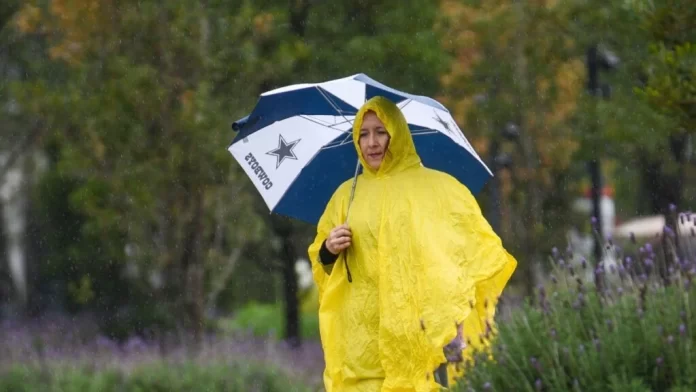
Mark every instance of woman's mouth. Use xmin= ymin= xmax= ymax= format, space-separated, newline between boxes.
xmin=368 ymin=152 xmax=383 ymax=160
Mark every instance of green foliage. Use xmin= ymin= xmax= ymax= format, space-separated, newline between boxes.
xmin=635 ymin=42 xmax=696 ymax=130
xmin=0 ymin=362 xmax=310 ymax=392
xmin=6 ymin=0 xmax=450 ymax=335
xmin=454 ymin=237 xmax=696 ymax=392
xmin=219 ymin=301 xmax=320 ymax=340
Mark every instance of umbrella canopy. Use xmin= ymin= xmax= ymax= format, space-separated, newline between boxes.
xmin=228 ymin=73 xmax=492 ymax=224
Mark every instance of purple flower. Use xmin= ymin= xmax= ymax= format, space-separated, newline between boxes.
xmin=483 ymin=382 xmax=492 ymax=390
xmin=670 ymin=203 xmax=677 ymax=213
xmin=552 ymin=247 xmax=559 ymax=258
xmin=618 ymin=265 xmax=626 ymax=276
xmin=644 ymin=259 xmax=653 ymax=267
xmin=124 ymin=336 xmax=147 ymax=352
xmin=665 ymin=226 xmax=675 ymax=238
xmin=646 ymin=243 xmax=653 ymax=253
xmin=96 ymin=335 xmax=115 ymax=350
xmin=535 ymin=379 xmax=542 ymax=391
xmin=680 ymin=324 xmax=686 ymax=336
xmin=656 ymin=356 xmax=664 ymax=367
xmin=591 ymin=216 xmax=598 ymax=226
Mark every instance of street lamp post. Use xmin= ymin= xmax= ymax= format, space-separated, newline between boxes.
xmin=586 ymin=44 xmax=619 ymax=264
xmin=488 ymin=122 xmax=520 ymax=234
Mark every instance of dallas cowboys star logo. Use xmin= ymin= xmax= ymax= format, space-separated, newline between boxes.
xmin=266 ymin=134 xmax=301 ymax=169
xmin=433 ymin=111 xmax=453 ymax=134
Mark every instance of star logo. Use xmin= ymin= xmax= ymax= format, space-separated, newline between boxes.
xmin=266 ymin=134 xmax=301 ymax=169
xmin=433 ymin=111 xmax=453 ymax=134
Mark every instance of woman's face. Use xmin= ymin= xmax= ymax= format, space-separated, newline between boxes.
xmin=359 ymin=111 xmax=390 ymax=170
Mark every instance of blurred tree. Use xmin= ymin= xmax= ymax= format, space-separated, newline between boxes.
xmin=439 ymin=0 xmax=695 ymax=289
xmin=632 ymin=0 xmax=695 ymax=215
xmin=438 ymin=0 xmax=589 ymax=296
xmin=10 ymin=0 xmax=271 ymax=344
xmin=9 ymin=0 xmax=450 ymax=347
xmin=565 ymin=0 xmax=694 ymax=259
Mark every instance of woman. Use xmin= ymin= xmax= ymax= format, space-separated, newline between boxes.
xmin=308 ymin=96 xmax=517 ymax=392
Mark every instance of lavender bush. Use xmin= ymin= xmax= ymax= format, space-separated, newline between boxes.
xmin=455 ymin=212 xmax=696 ymax=392
xmin=0 ymin=314 xmax=324 ymax=391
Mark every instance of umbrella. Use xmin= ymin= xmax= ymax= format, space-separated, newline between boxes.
xmin=228 ymin=73 xmax=492 ymax=224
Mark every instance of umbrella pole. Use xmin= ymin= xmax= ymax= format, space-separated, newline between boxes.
xmin=344 ymin=159 xmax=361 ymax=225
xmin=342 ymin=159 xmax=361 ymax=283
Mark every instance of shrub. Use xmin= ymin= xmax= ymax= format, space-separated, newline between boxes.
xmin=0 ymin=362 xmax=311 ymax=392
xmin=0 ymin=315 xmax=325 ymax=391
xmin=455 ymin=223 xmax=696 ymax=392
xmin=219 ymin=301 xmax=320 ymax=340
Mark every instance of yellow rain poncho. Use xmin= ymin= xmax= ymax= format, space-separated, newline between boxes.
xmin=308 ymin=96 xmax=517 ymax=392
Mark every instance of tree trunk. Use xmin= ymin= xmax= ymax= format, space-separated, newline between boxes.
xmin=180 ymin=188 xmax=206 ymax=349
xmin=281 ymin=233 xmax=301 ymax=348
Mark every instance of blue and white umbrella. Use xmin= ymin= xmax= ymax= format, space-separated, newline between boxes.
xmin=228 ymin=73 xmax=492 ymax=224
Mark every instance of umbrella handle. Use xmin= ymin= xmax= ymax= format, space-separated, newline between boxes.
xmin=342 ymin=159 xmax=361 ymax=283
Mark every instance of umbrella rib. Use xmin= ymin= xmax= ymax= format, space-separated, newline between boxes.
xmin=322 ymin=134 xmax=354 ymax=150
xmin=315 ymin=86 xmax=356 ymax=126
xmin=411 ymin=130 xmax=440 ymax=136
xmin=398 ymin=99 xmax=414 ymax=111
xmin=299 ymin=115 xmax=353 ymax=134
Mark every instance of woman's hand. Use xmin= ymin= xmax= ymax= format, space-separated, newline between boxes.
xmin=326 ymin=224 xmax=352 ymax=255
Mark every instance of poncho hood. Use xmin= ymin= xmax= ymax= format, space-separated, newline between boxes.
xmin=352 ymin=96 xmax=421 ymax=177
